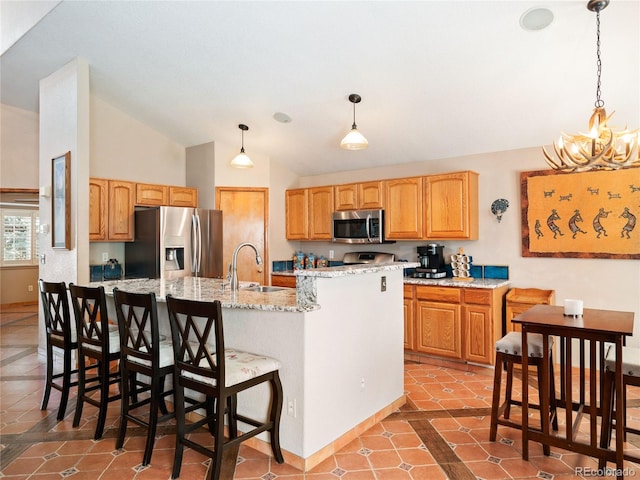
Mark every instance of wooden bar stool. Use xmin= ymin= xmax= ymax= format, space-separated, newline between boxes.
xmin=489 ymin=332 xmax=558 ymax=455
xmin=39 ymin=279 xmax=85 ymax=420
xmin=112 ymin=288 xmax=175 ymax=466
xmin=166 ymin=295 xmax=284 ymax=480
xmin=599 ymin=345 xmax=640 ymax=467
xmin=69 ymin=284 xmax=122 ymax=439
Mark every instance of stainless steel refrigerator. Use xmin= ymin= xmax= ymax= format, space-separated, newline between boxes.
xmin=124 ymin=206 xmax=223 ymax=279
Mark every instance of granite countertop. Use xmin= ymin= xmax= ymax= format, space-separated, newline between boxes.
xmin=404 ymin=277 xmax=510 ymax=289
xmin=89 ymin=277 xmax=318 ymax=313
xmin=294 ymin=262 xmax=419 ymax=278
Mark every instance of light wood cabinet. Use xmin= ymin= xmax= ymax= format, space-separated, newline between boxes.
xmin=403 ymin=285 xmax=415 ymax=350
xmin=285 ymin=189 xmax=309 ymax=239
xmin=169 ymin=186 xmax=198 ymax=207
xmin=271 ymin=274 xmax=296 ymax=288
xmin=136 ymin=183 xmax=168 ymax=206
xmin=136 ymin=183 xmax=197 ymax=207
xmin=285 ymin=186 xmax=333 ymax=240
xmin=415 ymin=286 xmax=462 ymax=359
xmin=308 ymin=186 xmax=334 ymax=239
xmin=90 ymin=178 xmax=135 ymax=242
xmin=424 ymin=171 xmax=478 ymax=240
xmin=505 ymin=288 xmax=555 ymax=333
xmin=407 ymin=283 xmax=508 ymax=365
xmin=384 ymin=177 xmax=423 ymax=239
xmin=334 ymin=181 xmax=384 ymax=211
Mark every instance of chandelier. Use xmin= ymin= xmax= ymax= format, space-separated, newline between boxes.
xmin=543 ymin=0 xmax=639 ymax=172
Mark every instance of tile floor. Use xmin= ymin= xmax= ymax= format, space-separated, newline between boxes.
xmin=1 ymin=303 xmax=638 ymax=479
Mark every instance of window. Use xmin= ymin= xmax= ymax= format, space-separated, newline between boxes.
xmin=1 ymin=208 xmax=39 ymax=266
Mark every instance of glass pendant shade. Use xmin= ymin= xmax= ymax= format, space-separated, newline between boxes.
xmin=340 ymin=128 xmax=369 ymax=150
xmin=230 ymin=149 xmax=253 ymax=168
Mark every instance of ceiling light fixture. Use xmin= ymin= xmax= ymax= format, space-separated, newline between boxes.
xmin=543 ymin=0 xmax=639 ymax=172
xmin=340 ymin=93 xmax=369 ymax=150
xmin=230 ymin=124 xmax=253 ymax=169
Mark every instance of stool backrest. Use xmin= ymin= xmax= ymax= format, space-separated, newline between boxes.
xmin=69 ymin=284 xmax=110 ymax=353
xmin=39 ymin=279 xmax=73 ymax=343
xmin=113 ymin=288 xmax=161 ymax=368
xmin=166 ymin=295 xmax=225 ymax=391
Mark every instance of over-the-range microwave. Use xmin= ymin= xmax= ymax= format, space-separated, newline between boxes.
xmin=332 ymin=209 xmax=392 ymax=244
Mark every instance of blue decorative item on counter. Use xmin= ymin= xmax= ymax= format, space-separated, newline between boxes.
xmin=305 ymin=252 xmax=316 ymax=269
xmin=293 ymin=251 xmax=305 ymax=270
xmin=103 ymin=259 xmax=122 ymax=280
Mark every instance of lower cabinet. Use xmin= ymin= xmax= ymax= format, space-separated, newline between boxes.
xmin=271 ymin=274 xmax=296 ymax=288
xmin=405 ymin=283 xmax=509 ymax=365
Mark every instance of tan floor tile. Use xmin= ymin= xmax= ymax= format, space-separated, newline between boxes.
xmin=334 ymin=451 xmax=371 ymax=471
xmin=366 ymin=450 xmax=402 ymax=469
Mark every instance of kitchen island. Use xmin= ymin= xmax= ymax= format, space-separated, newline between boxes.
xmin=91 ymin=262 xmax=412 ymax=471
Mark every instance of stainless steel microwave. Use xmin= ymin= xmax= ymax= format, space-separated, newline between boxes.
xmin=332 ymin=209 xmax=386 ymax=244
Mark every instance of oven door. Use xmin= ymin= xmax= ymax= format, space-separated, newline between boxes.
xmin=332 ymin=210 xmax=383 ymax=244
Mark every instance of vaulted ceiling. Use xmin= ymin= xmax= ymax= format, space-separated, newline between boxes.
xmin=2 ymin=1 xmax=639 ymax=176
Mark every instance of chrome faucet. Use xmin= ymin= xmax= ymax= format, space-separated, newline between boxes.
xmin=229 ymin=242 xmax=263 ymax=291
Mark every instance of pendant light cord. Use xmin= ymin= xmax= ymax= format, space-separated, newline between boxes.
xmin=594 ymin=10 xmax=604 ymax=108
xmin=352 ymin=102 xmax=357 ymax=129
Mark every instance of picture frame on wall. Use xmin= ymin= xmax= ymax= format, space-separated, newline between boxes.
xmin=52 ymin=151 xmax=71 ymax=250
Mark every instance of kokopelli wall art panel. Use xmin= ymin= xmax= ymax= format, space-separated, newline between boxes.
xmin=521 ymin=168 xmax=640 ymax=259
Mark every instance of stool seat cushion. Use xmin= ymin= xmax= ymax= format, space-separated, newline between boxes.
xmin=128 ymin=340 xmax=174 ymax=368
xmin=82 ymin=330 xmax=121 ymax=354
xmin=495 ymin=332 xmax=553 ymax=357
xmin=184 ymin=348 xmax=281 ymax=387
xmin=604 ymin=346 xmax=640 ymax=377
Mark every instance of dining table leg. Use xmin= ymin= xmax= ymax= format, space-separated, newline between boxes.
xmin=521 ymin=325 xmax=529 ymax=461
xmin=614 ymin=338 xmax=624 ymax=480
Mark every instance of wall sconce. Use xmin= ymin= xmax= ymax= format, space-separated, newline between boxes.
xmin=39 ymin=185 xmax=51 ymax=197
xmin=491 ymin=198 xmax=509 ymax=223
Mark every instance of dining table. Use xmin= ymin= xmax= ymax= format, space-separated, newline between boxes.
xmin=512 ymin=304 xmax=634 ymax=480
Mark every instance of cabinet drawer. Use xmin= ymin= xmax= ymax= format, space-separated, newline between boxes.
xmin=415 ymin=286 xmax=461 ymax=303
xmin=463 ymin=289 xmax=492 ymax=305
xmin=403 ymin=285 xmax=415 ymax=299
xmin=271 ymin=274 xmax=296 ymax=288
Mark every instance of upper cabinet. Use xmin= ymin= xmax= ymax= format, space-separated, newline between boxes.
xmin=137 ymin=183 xmax=198 ymax=208
xmin=136 ymin=183 xmax=168 ymax=206
xmin=334 ymin=181 xmax=384 ymax=211
xmin=90 ymin=178 xmax=135 ymax=242
xmin=384 ymin=177 xmax=423 ymax=239
xmin=285 ymin=187 xmax=333 ymax=240
xmin=424 ymin=171 xmax=478 ymax=240
xmin=284 ymin=170 xmax=478 ymax=242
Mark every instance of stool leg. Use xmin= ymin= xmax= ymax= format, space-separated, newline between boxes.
xmin=73 ymin=352 xmax=86 ymax=428
xmin=58 ymin=347 xmax=73 ymax=421
xmin=504 ymin=359 xmax=514 ymax=420
xmin=598 ymin=370 xmax=615 ymax=469
xmin=269 ymin=372 xmax=284 ymax=463
xmin=537 ymin=360 xmax=551 ymax=456
xmin=549 ymin=355 xmax=558 ymax=431
xmin=41 ymin=343 xmax=54 ymax=411
xmin=489 ymin=352 xmax=504 ymax=442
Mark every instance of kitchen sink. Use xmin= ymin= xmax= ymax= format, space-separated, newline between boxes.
xmin=242 ymin=285 xmax=286 ymax=293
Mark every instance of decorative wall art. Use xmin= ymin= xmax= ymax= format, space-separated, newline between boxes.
xmin=521 ymin=168 xmax=639 ymax=259
xmin=52 ymin=152 xmax=71 ymax=250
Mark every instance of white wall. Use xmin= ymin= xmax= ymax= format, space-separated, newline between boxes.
xmin=296 ymin=148 xmax=640 ymax=347
xmin=0 ymin=104 xmax=39 ymax=188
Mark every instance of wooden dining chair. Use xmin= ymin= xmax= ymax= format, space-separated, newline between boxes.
xmin=112 ymin=288 xmax=174 ymax=466
xmin=599 ymin=345 xmax=640 ymax=467
xmin=69 ymin=283 xmax=122 ymax=440
xmin=39 ymin=279 xmax=85 ymax=420
xmin=489 ymin=331 xmax=558 ymax=455
xmin=165 ymin=295 xmax=284 ymax=480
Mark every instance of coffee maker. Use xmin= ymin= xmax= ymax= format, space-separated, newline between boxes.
xmin=415 ymin=244 xmax=446 ymax=278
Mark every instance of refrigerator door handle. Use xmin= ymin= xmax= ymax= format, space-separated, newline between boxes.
xmin=191 ymin=213 xmax=198 ymax=274
xmin=195 ymin=212 xmax=202 ymax=274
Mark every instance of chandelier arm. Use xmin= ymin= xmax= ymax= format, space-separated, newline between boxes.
xmin=542 ymin=146 xmax=562 ymax=169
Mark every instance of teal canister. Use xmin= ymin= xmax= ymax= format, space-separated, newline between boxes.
xmin=293 ymin=251 xmax=305 ymax=270
xmin=305 ymin=252 xmax=316 ymax=269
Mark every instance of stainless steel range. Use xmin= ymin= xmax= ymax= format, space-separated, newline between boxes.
xmin=342 ymin=251 xmax=395 ymax=265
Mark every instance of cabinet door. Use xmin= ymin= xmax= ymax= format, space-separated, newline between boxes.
xmin=334 ymin=184 xmax=358 ymax=211
xmin=108 ymin=180 xmax=135 ymax=241
xmin=358 ymin=181 xmax=384 ymax=209
xmin=136 ymin=183 xmax=168 ymax=206
xmin=285 ymin=189 xmax=309 ymax=239
xmin=169 ymin=187 xmax=198 ymax=207
xmin=271 ymin=274 xmax=296 ymax=288
xmin=464 ymin=304 xmax=493 ymax=364
xmin=384 ymin=177 xmax=423 ymax=239
xmin=424 ymin=171 xmax=478 ymax=239
xmin=505 ymin=305 xmax=528 ymax=333
xmin=416 ymin=300 xmax=462 ymax=359
xmin=308 ymin=186 xmax=334 ymax=239
xmin=89 ymin=178 xmax=108 ymax=241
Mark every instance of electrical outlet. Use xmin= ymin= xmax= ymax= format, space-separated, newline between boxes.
xmin=360 ymin=377 xmax=366 ymax=391
xmin=102 ymin=252 xmax=109 ymax=262
xmin=329 ymin=250 xmax=334 ymax=259
xmin=28 ymin=285 xmax=34 ymax=292
xmin=380 ymin=276 xmax=387 ymax=292
xmin=286 ymin=397 xmax=297 ymax=418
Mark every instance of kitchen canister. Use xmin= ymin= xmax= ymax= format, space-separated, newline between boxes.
xmin=293 ymin=251 xmax=305 ymax=270
xmin=305 ymin=252 xmax=316 ymax=269
xmin=451 ymin=248 xmax=473 ymax=281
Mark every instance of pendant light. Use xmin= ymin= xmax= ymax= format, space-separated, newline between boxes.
xmin=340 ymin=94 xmax=369 ymax=150
xmin=230 ymin=124 xmax=254 ymax=168
xmin=543 ymin=0 xmax=639 ymax=171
